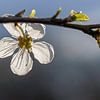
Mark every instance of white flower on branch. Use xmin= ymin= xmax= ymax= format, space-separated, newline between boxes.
xmin=0 ymin=14 xmax=54 ymax=76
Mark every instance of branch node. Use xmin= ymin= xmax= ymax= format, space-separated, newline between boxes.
xmin=63 ymin=16 xmax=74 ymax=23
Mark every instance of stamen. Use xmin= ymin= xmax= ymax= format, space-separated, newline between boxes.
xmin=18 ymin=35 xmax=32 ymax=50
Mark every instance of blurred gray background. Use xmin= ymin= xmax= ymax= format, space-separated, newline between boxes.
xmin=0 ymin=0 xmax=100 ymax=100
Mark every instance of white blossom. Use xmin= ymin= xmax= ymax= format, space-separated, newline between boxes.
xmin=0 ymin=14 xmax=54 ymax=76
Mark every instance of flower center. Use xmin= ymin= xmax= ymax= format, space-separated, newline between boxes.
xmin=18 ymin=35 xmax=32 ymax=49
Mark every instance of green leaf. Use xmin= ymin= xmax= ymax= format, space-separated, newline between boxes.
xmin=91 ymin=28 xmax=100 ymax=48
xmin=70 ymin=10 xmax=89 ymax=21
xmin=29 ymin=9 xmax=36 ymax=18
xmin=96 ymin=37 xmax=100 ymax=48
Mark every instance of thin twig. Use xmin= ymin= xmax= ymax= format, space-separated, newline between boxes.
xmin=0 ymin=16 xmax=100 ymax=38
xmin=51 ymin=8 xmax=62 ymax=19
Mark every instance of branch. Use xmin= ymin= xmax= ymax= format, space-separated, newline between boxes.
xmin=0 ymin=16 xmax=100 ymax=36
xmin=0 ymin=9 xmax=100 ymax=47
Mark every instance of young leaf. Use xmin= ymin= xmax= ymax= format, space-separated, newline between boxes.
xmin=91 ymin=28 xmax=100 ymax=48
xmin=70 ymin=10 xmax=89 ymax=21
xmin=96 ymin=36 xmax=100 ymax=48
xmin=29 ymin=9 xmax=36 ymax=18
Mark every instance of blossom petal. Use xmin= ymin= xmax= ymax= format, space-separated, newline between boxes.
xmin=3 ymin=14 xmax=22 ymax=38
xmin=32 ymin=41 xmax=54 ymax=64
xmin=10 ymin=49 xmax=33 ymax=76
xmin=21 ymin=23 xmax=46 ymax=40
xmin=0 ymin=37 xmax=18 ymax=58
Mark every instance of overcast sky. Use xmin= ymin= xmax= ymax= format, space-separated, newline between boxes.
xmin=0 ymin=0 xmax=100 ymax=100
